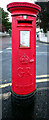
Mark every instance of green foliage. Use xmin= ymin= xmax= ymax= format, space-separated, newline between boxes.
xmin=0 ymin=7 xmax=11 ymax=32
xmin=36 ymin=2 xmax=49 ymax=33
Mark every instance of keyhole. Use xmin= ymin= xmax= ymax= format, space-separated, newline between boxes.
xmin=33 ymin=55 xmax=34 ymax=57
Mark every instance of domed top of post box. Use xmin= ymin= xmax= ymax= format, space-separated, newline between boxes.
xmin=7 ymin=2 xmax=41 ymax=16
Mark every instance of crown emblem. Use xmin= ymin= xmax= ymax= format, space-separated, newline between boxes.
xmin=20 ymin=54 xmax=29 ymax=64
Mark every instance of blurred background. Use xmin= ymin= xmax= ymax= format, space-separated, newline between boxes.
xmin=0 ymin=1 xmax=49 ymax=120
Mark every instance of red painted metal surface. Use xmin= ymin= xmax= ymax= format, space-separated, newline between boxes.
xmin=7 ymin=2 xmax=41 ymax=95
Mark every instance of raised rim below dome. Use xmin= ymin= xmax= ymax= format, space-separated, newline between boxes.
xmin=7 ymin=2 xmax=41 ymax=12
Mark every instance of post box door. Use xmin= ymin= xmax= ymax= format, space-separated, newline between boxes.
xmin=13 ymin=24 xmax=36 ymax=95
xmin=18 ymin=30 xmax=35 ymax=81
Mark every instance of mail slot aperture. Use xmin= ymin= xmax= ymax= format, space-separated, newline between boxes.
xmin=18 ymin=20 xmax=32 ymax=24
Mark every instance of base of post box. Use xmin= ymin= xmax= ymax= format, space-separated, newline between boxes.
xmin=11 ymin=90 xmax=36 ymax=106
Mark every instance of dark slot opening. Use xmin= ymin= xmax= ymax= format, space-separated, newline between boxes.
xmin=18 ymin=20 xmax=32 ymax=24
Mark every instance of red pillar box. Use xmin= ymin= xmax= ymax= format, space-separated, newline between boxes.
xmin=7 ymin=2 xmax=41 ymax=104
